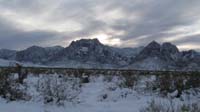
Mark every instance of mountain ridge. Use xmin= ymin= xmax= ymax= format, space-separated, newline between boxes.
xmin=0 ymin=39 xmax=199 ymax=70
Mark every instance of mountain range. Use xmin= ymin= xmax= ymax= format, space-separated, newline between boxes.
xmin=0 ymin=38 xmax=200 ymax=71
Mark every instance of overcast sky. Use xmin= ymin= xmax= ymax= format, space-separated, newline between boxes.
xmin=0 ymin=0 xmax=200 ymax=50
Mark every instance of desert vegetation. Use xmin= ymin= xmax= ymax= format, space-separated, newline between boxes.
xmin=0 ymin=67 xmax=199 ymax=111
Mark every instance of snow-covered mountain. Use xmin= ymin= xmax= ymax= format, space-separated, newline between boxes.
xmin=47 ymin=39 xmax=140 ymax=68
xmin=0 ymin=39 xmax=200 ymax=70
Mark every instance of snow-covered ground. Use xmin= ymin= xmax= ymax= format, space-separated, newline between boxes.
xmin=0 ymin=84 xmax=151 ymax=112
xmin=0 ymin=74 xmax=199 ymax=112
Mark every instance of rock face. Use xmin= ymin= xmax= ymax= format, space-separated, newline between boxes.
xmin=135 ymin=41 xmax=162 ymax=60
xmin=161 ymin=42 xmax=180 ymax=61
xmin=0 ymin=39 xmax=200 ymax=70
xmin=16 ymin=46 xmax=47 ymax=63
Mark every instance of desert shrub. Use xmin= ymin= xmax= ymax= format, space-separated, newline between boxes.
xmin=181 ymin=103 xmax=200 ymax=112
xmin=155 ymin=75 xmax=175 ymax=95
xmin=140 ymin=99 xmax=166 ymax=112
xmin=185 ymin=73 xmax=200 ymax=89
xmin=140 ymin=99 xmax=200 ymax=112
xmin=143 ymin=75 xmax=157 ymax=91
xmin=37 ymin=74 xmax=82 ymax=105
xmin=0 ymin=69 xmax=28 ymax=101
xmin=119 ymin=73 xmax=138 ymax=89
xmin=152 ymin=74 xmax=200 ymax=97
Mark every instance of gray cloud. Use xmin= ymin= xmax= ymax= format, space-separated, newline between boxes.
xmin=0 ymin=17 xmax=63 ymax=50
xmin=0 ymin=0 xmax=200 ymax=50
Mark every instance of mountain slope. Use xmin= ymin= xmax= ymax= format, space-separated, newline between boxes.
xmin=16 ymin=46 xmax=64 ymax=64
xmin=0 ymin=49 xmax=16 ymax=60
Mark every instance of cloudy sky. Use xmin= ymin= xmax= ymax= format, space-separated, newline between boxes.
xmin=0 ymin=0 xmax=200 ymax=50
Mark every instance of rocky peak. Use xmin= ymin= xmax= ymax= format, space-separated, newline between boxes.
xmin=160 ymin=42 xmax=180 ymax=61
xmin=161 ymin=42 xmax=179 ymax=54
xmin=137 ymin=41 xmax=161 ymax=59
xmin=69 ymin=38 xmax=102 ymax=48
xmin=134 ymin=41 xmax=181 ymax=63
xmin=66 ymin=38 xmax=105 ymax=58
xmin=147 ymin=41 xmax=161 ymax=48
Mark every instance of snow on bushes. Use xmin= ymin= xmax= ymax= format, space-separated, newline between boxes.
xmin=140 ymin=98 xmax=200 ymax=112
xmin=0 ymin=71 xmax=82 ymax=105
xmin=0 ymin=69 xmax=200 ymax=112
xmin=37 ymin=74 xmax=81 ymax=105
xmin=0 ymin=70 xmax=29 ymax=101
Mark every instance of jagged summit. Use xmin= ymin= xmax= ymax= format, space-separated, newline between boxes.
xmin=132 ymin=41 xmax=185 ymax=70
xmin=66 ymin=38 xmax=105 ymax=58
xmin=69 ymin=38 xmax=102 ymax=48
xmin=138 ymin=41 xmax=180 ymax=59
xmin=139 ymin=41 xmax=178 ymax=53
xmin=148 ymin=40 xmax=160 ymax=47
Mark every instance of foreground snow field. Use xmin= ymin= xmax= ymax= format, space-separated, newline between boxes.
xmin=0 ymin=73 xmax=199 ymax=112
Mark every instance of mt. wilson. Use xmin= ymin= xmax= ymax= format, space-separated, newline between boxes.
xmin=0 ymin=39 xmax=199 ymax=71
